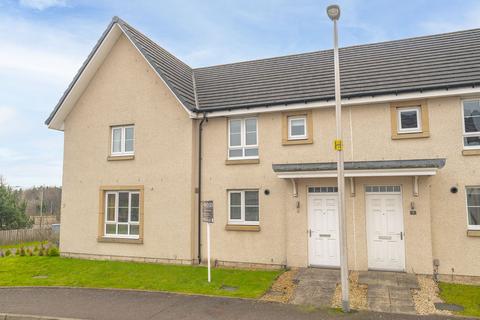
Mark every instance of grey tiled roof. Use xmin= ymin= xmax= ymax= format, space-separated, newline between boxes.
xmin=272 ymin=159 xmax=446 ymax=172
xmin=194 ymin=29 xmax=480 ymax=111
xmin=46 ymin=17 xmax=480 ymax=125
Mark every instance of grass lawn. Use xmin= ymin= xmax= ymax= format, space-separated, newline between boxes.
xmin=0 ymin=241 xmax=47 ymax=250
xmin=439 ymin=282 xmax=480 ymax=318
xmin=0 ymin=256 xmax=281 ymax=298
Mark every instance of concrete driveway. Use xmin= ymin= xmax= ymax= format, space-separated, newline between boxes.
xmin=0 ymin=287 xmax=468 ymax=320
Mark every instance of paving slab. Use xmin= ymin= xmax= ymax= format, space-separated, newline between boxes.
xmin=359 ymin=271 xmax=418 ymax=315
xmin=291 ymin=268 xmax=340 ymax=307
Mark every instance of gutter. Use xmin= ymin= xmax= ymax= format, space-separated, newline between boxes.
xmin=197 ymin=113 xmax=207 ymax=263
xmin=189 ymin=83 xmax=480 ymax=118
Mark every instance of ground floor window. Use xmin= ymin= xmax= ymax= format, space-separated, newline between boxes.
xmin=103 ymin=190 xmax=141 ymax=239
xmin=466 ymin=187 xmax=480 ymax=230
xmin=228 ymin=190 xmax=259 ymax=225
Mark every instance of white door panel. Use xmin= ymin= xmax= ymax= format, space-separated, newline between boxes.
xmin=308 ymin=194 xmax=340 ymax=267
xmin=366 ymin=190 xmax=405 ymax=271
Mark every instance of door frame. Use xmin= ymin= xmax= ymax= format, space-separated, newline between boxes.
xmin=307 ymin=187 xmax=340 ymax=268
xmin=365 ymin=185 xmax=406 ymax=271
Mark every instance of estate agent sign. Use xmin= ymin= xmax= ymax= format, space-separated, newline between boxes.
xmin=201 ymin=200 xmax=214 ymax=223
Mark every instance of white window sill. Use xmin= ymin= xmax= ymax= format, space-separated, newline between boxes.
xmin=397 ymin=129 xmax=422 ymax=134
xmin=110 ymin=153 xmax=135 ymax=157
xmin=288 ymin=136 xmax=308 ymax=140
xmin=227 ymin=222 xmax=260 ymax=226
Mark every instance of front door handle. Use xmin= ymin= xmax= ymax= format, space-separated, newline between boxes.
xmin=400 ymin=232 xmax=403 ymax=240
xmin=309 ymin=229 xmax=312 ymax=237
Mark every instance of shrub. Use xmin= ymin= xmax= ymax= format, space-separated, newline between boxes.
xmin=38 ymin=249 xmax=44 ymax=256
xmin=5 ymin=249 xmax=11 ymax=256
xmin=27 ymin=249 xmax=33 ymax=256
xmin=33 ymin=246 xmax=39 ymax=252
xmin=47 ymin=247 xmax=60 ymax=257
xmin=14 ymin=249 xmax=20 ymax=256
xmin=19 ymin=247 xmax=26 ymax=256
xmin=0 ymin=250 xmax=3 ymax=257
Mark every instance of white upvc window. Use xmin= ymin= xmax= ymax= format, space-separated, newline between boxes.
xmin=105 ymin=191 xmax=140 ymax=238
xmin=466 ymin=187 xmax=480 ymax=230
xmin=228 ymin=118 xmax=258 ymax=159
xmin=288 ymin=115 xmax=307 ymax=140
xmin=228 ymin=190 xmax=259 ymax=225
xmin=462 ymin=99 xmax=480 ymax=149
xmin=111 ymin=125 xmax=135 ymax=156
xmin=397 ymin=107 xmax=421 ymax=133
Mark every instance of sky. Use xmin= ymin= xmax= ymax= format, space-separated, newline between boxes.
xmin=1 ymin=0 xmax=480 ymax=188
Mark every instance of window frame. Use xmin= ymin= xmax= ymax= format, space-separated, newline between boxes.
xmin=465 ymin=186 xmax=480 ymax=230
xmin=111 ymin=125 xmax=135 ymax=156
xmin=461 ymin=99 xmax=480 ymax=150
xmin=227 ymin=118 xmax=259 ymax=160
xmin=104 ymin=190 xmax=141 ymax=239
xmin=288 ymin=115 xmax=308 ymax=140
xmin=397 ymin=106 xmax=422 ymax=133
xmin=227 ymin=190 xmax=260 ymax=225
xmin=282 ymin=110 xmax=313 ymax=145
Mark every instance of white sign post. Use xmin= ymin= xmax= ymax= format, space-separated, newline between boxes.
xmin=206 ymin=222 xmax=211 ymax=282
xmin=201 ymin=201 xmax=214 ymax=283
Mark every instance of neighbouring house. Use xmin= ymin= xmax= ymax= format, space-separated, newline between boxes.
xmin=46 ymin=17 xmax=480 ymax=279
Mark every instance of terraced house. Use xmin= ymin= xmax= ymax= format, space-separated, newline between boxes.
xmin=46 ymin=17 xmax=480 ymax=279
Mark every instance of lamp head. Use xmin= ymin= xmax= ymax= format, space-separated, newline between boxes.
xmin=327 ymin=4 xmax=340 ymax=21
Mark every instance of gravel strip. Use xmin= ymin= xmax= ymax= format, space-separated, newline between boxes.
xmin=331 ymin=271 xmax=367 ymax=310
xmin=261 ymin=268 xmax=298 ymax=303
xmin=412 ymin=275 xmax=451 ymax=316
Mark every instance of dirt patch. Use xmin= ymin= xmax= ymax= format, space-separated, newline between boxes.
xmin=331 ymin=271 xmax=367 ymax=310
xmin=261 ymin=268 xmax=298 ymax=303
xmin=412 ymin=275 xmax=451 ymax=316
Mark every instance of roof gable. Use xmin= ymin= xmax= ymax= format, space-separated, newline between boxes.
xmin=45 ymin=17 xmax=195 ymax=130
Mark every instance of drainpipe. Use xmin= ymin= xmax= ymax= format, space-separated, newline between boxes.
xmin=197 ymin=113 xmax=207 ymax=263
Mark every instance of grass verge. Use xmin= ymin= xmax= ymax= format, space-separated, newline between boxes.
xmin=0 ymin=256 xmax=281 ymax=298
xmin=439 ymin=282 xmax=480 ymax=317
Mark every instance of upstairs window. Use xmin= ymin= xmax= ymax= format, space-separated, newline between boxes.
xmin=228 ymin=118 xmax=258 ymax=159
xmin=466 ymin=187 xmax=480 ymax=230
xmin=462 ymin=100 xmax=480 ymax=149
xmin=288 ymin=116 xmax=307 ymax=140
xmin=111 ymin=125 xmax=134 ymax=156
xmin=397 ymin=107 xmax=422 ymax=133
xmin=282 ymin=110 xmax=313 ymax=145
xmin=228 ymin=190 xmax=259 ymax=225
xmin=390 ymin=100 xmax=429 ymax=139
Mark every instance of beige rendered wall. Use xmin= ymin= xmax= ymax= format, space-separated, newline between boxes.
xmin=202 ymin=96 xmax=479 ymax=275
xmin=60 ymin=34 xmax=197 ymax=261
xmin=58 ymin=33 xmax=479 ymax=275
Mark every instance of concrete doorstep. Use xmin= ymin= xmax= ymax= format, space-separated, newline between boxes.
xmin=0 ymin=313 xmax=84 ymax=320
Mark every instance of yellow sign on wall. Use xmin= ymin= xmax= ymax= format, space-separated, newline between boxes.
xmin=334 ymin=139 xmax=343 ymax=151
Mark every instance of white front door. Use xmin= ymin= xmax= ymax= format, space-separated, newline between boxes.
xmin=308 ymin=193 xmax=340 ymax=267
xmin=366 ymin=188 xmax=405 ymax=271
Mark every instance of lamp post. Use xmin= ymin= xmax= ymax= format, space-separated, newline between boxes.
xmin=327 ymin=4 xmax=350 ymax=313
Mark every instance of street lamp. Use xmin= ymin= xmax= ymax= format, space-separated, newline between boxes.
xmin=327 ymin=4 xmax=350 ymax=313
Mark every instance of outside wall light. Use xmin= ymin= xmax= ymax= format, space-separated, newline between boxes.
xmin=410 ymin=202 xmax=417 ymax=215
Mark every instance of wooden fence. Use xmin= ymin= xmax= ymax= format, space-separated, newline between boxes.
xmin=0 ymin=228 xmax=57 ymax=245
